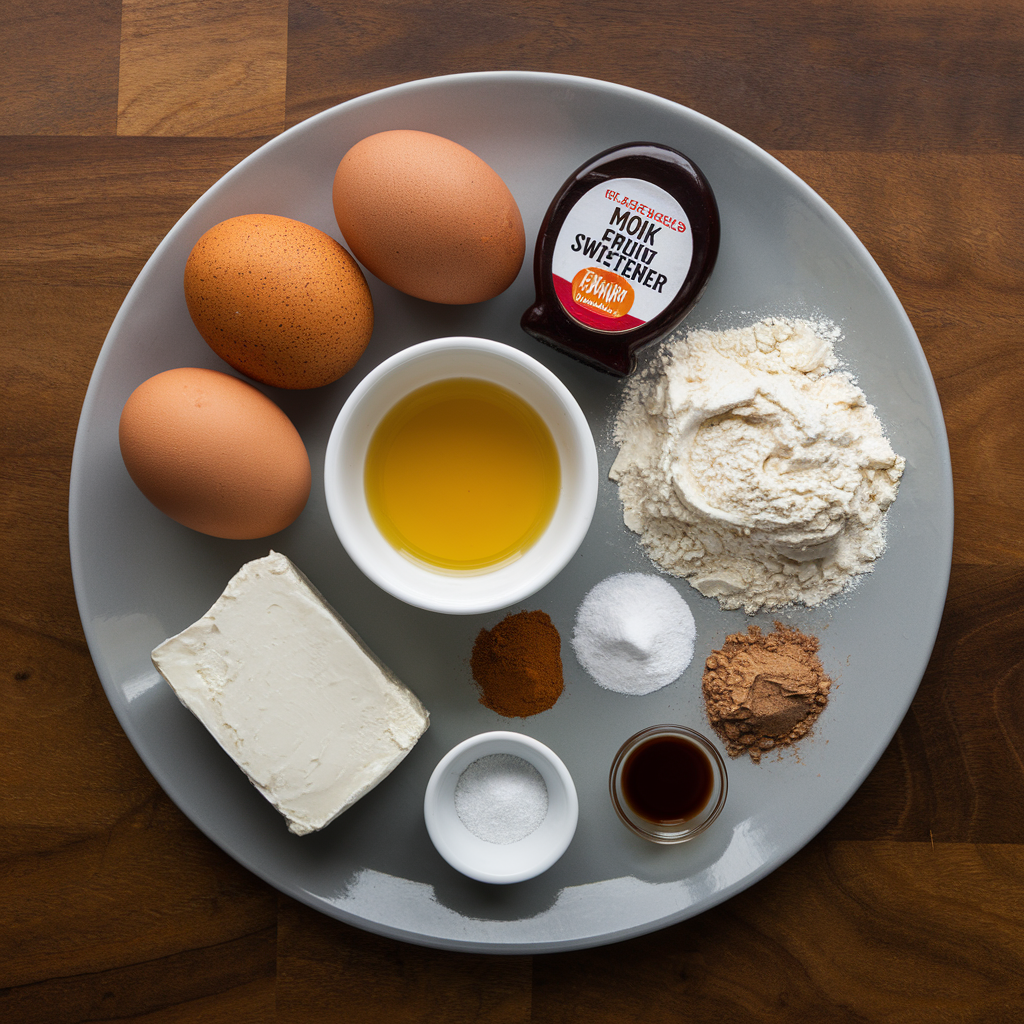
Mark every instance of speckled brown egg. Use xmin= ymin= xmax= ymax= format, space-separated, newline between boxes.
xmin=184 ymin=214 xmax=373 ymax=389
xmin=119 ymin=367 xmax=311 ymax=539
xmin=332 ymin=130 xmax=525 ymax=304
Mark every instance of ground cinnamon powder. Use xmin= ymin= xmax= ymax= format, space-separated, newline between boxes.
xmin=470 ymin=610 xmax=564 ymax=717
xmin=702 ymin=622 xmax=832 ymax=762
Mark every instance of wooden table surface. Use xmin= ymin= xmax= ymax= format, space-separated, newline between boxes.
xmin=3 ymin=1 xmax=1022 ymax=1020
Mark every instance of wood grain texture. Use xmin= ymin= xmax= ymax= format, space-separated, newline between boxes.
xmin=532 ymin=841 xmax=1024 ymax=1024
xmin=285 ymin=0 xmax=1024 ymax=153
xmin=825 ymin=565 xmax=1024 ymax=843
xmin=1 ymin=137 xmax=269 ymax=285
xmin=777 ymin=152 xmax=1024 ymax=565
xmin=118 ymin=0 xmax=287 ymax=136
xmin=277 ymin=897 xmax=533 ymax=1023
xmin=0 ymin=0 xmax=121 ymax=135
xmin=3 ymin=0 xmax=1024 ymax=1020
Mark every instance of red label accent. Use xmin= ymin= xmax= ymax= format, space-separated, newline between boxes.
xmin=554 ymin=274 xmax=646 ymax=333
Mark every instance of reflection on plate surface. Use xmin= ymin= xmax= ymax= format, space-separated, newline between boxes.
xmin=69 ymin=71 xmax=953 ymax=953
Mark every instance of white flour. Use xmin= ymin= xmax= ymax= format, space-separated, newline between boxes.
xmin=609 ymin=317 xmax=906 ymax=613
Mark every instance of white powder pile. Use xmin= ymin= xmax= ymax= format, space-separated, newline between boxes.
xmin=572 ymin=573 xmax=696 ymax=695
xmin=610 ymin=317 xmax=906 ymax=613
xmin=454 ymin=753 xmax=548 ymax=844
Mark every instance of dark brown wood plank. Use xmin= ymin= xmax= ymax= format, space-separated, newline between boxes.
xmin=532 ymin=841 xmax=1024 ymax=1024
xmin=0 ymin=621 xmax=142 ymax=833
xmin=0 ymin=133 xmax=280 ymax=1017
xmin=777 ymin=152 xmax=1024 ymax=565
xmin=0 ymin=928 xmax=275 ymax=1024
xmin=826 ymin=565 xmax=1024 ymax=843
xmin=277 ymin=897 xmax=532 ymax=1023
xmin=285 ymin=0 xmax=1024 ymax=154
xmin=0 ymin=0 xmax=121 ymax=135
xmin=0 ymin=280 xmax=126 ymax=645
xmin=0 ymin=137 xmax=270 ymax=286
xmin=0 ymin=786 xmax=276 ymax=996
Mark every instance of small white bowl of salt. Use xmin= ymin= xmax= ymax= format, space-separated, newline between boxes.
xmin=424 ymin=731 xmax=578 ymax=884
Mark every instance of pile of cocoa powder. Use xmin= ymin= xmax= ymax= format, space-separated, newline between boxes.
xmin=702 ymin=622 xmax=832 ymax=762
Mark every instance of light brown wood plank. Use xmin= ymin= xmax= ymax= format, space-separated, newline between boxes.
xmin=118 ymin=0 xmax=288 ymax=137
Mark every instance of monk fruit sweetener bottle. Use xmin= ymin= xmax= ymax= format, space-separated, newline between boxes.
xmin=521 ymin=142 xmax=720 ymax=376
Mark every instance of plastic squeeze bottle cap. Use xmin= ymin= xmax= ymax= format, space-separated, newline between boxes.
xmin=521 ymin=142 xmax=720 ymax=376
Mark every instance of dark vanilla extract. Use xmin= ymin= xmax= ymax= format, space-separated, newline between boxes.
xmin=622 ymin=733 xmax=714 ymax=823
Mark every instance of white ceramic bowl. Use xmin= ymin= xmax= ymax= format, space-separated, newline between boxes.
xmin=324 ymin=337 xmax=598 ymax=614
xmin=423 ymin=731 xmax=579 ymax=884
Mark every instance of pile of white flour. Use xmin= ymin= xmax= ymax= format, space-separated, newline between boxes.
xmin=609 ymin=317 xmax=906 ymax=613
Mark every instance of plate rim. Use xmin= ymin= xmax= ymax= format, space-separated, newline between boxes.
xmin=68 ymin=69 xmax=955 ymax=954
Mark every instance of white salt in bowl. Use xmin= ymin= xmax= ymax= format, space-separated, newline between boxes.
xmin=324 ymin=337 xmax=598 ymax=615
xmin=424 ymin=731 xmax=579 ymax=884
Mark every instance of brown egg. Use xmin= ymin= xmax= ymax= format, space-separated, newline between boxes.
xmin=333 ymin=130 xmax=525 ymax=304
xmin=184 ymin=214 xmax=373 ymax=389
xmin=119 ymin=367 xmax=311 ymax=539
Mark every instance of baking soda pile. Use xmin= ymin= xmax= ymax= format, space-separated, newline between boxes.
xmin=572 ymin=573 xmax=696 ymax=695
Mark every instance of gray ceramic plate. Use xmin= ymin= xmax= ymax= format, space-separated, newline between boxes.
xmin=69 ymin=72 xmax=954 ymax=954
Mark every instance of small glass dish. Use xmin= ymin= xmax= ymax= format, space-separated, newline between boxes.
xmin=609 ymin=725 xmax=728 ymax=844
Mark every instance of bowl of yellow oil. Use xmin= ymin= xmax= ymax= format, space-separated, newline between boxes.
xmin=324 ymin=337 xmax=598 ymax=614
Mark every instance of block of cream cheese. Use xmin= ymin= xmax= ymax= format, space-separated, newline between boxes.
xmin=151 ymin=550 xmax=429 ymax=835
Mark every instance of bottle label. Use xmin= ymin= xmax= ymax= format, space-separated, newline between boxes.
xmin=551 ymin=177 xmax=693 ymax=333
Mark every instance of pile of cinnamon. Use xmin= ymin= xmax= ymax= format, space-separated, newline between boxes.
xmin=470 ymin=610 xmax=564 ymax=717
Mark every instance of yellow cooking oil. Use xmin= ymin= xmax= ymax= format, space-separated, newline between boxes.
xmin=364 ymin=377 xmax=560 ymax=572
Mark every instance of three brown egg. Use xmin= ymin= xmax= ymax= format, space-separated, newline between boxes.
xmin=122 ymin=131 xmax=525 ymax=539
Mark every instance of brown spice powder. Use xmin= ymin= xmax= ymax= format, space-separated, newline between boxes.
xmin=702 ymin=622 xmax=832 ymax=762
xmin=470 ymin=609 xmax=564 ymax=717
